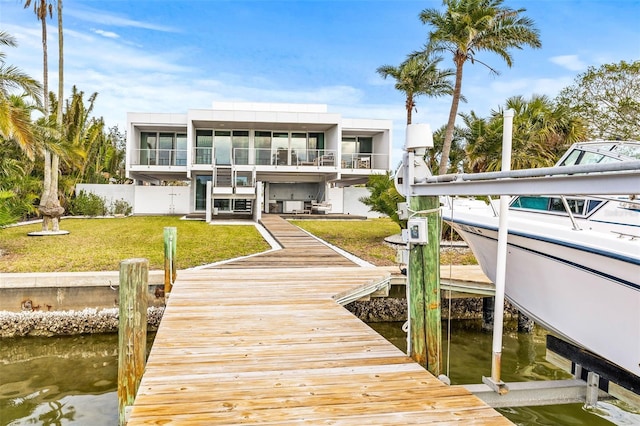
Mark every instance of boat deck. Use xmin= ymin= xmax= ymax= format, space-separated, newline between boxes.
xmin=126 ymin=215 xmax=510 ymax=424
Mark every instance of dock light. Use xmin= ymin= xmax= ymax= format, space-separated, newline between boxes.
xmin=395 ymin=123 xmax=434 ymax=196
xmin=404 ymin=123 xmax=434 ymax=155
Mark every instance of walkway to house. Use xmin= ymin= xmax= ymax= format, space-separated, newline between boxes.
xmin=125 ymin=215 xmax=510 ymax=424
xmin=210 ymin=214 xmax=360 ymax=269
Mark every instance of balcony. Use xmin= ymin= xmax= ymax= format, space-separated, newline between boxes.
xmin=227 ymin=148 xmax=339 ymax=167
xmin=131 ymin=148 xmax=188 ymax=166
xmin=340 ymin=153 xmax=388 ymax=170
xmin=131 ymin=147 xmax=387 ymax=171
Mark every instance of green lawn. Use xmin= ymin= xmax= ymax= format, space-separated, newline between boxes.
xmin=292 ymin=218 xmax=477 ymax=266
xmin=0 ymin=216 xmax=474 ymax=273
xmin=292 ymin=218 xmax=400 ymax=266
xmin=0 ymin=217 xmax=270 ymax=273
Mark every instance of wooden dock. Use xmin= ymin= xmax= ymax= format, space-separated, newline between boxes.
xmin=126 ymin=215 xmax=511 ymax=424
xmin=211 ymin=214 xmax=358 ymax=269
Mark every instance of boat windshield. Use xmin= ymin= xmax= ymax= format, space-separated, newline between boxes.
xmin=512 ymin=141 xmax=637 ymax=217
xmin=510 ymin=196 xmax=603 ymax=217
xmin=560 ymin=142 xmax=640 ymax=166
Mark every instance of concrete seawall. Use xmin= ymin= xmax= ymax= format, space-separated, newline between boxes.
xmin=0 ymin=270 xmax=166 ymax=312
xmin=0 ymin=270 xmax=168 ymax=337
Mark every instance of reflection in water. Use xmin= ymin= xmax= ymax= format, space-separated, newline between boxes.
xmin=0 ymin=322 xmax=624 ymax=425
xmin=0 ymin=333 xmax=155 ymax=426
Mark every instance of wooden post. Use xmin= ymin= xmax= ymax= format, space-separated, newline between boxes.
xmin=118 ymin=258 xmax=148 ymax=426
xmin=163 ymin=227 xmax=177 ymax=296
xmin=408 ymin=195 xmax=442 ymax=377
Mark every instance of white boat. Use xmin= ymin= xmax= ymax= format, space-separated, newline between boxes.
xmin=442 ymin=141 xmax=640 ymax=379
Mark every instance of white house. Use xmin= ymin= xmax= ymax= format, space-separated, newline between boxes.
xmin=121 ymin=102 xmax=392 ymax=220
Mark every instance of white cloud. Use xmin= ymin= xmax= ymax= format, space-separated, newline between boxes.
xmin=65 ymin=7 xmax=177 ymax=33
xmin=92 ymin=29 xmax=120 ymax=39
xmin=549 ymin=55 xmax=588 ymax=71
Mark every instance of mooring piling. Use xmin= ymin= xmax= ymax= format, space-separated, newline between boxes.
xmin=118 ymin=258 xmax=148 ymax=426
xmin=163 ymin=226 xmax=177 ymax=297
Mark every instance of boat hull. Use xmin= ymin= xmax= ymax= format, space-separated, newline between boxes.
xmin=446 ymin=213 xmax=640 ymax=379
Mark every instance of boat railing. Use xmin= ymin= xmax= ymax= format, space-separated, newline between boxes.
xmin=559 ymin=196 xmax=582 ymax=230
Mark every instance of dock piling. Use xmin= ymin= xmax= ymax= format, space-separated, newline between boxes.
xmin=408 ymin=195 xmax=442 ymax=377
xmin=118 ymin=258 xmax=148 ymax=426
xmin=163 ymin=227 xmax=177 ymax=296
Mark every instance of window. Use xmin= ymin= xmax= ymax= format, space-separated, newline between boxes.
xmin=549 ymin=198 xmax=585 ymax=215
xmin=232 ymin=130 xmax=249 ymax=165
xmin=214 ymin=130 xmax=231 ymax=165
xmin=341 ymin=136 xmax=372 ymax=168
xmin=255 ymin=131 xmax=271 ymax=165
xmin=213 ymin=199 xmax=230 ymax=211
xmin=176 ymin=134 xmax=187 ymax=165
xmin=511 ymin=196 xmax=600 ymax=217
xmin=158 ymin=133 xmax=174 ymax=165
xmin=291 ymin=133 xmax=307 ymax=163
xmin=308 ymin=132 xmax=324 ymax=162
xmin=140 ymin=132 xmax=157 ymax=165
xmin=195 ymin=130 xmax=213 ymax=164
xmin=510 ymin=196 xmax=549 ymax=211
xmin=273 ymin=132 xmax=289 ymax=165
xmin=195 ymin=174 xmax=212 ymax=210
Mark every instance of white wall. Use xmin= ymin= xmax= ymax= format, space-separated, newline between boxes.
xmin=76 ymin=184 xmax=190 ymax=215
xmin=133 ymin=186 xmax=190 ymax=215
xmin=327 ymin=186 xmax=343 ymax=214
xmin=76 ymin=184 xmax=135 ymax=209
xmin=342 ymin=186 xmax=385 ymax=218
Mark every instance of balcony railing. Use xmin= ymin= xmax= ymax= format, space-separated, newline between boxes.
xmin=131 ymin=149 xmax=188 ymax=166
xmin=131 ymin=147 xmax=387 ymax=170
xmin=340 ymin=153 xmax=387 ymax=170
xmin=234 ymin=148 xmax=339 ymax=167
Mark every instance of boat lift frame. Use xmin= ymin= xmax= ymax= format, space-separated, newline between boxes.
xmin=399 ymin=121 xmax=640 ymax=411
xmin=403 ymin=159 xmax=640 ymax=197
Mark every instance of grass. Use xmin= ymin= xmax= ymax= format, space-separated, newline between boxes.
xmin=0 ymin=216 xmax=476 ymax=273
xmin=0 ymin=217 xmax=270 ymax=273
xmin=292 ymin=218 xmax=400 ymax=266
xmin=293 ymin=218 xmax=477 ymax=266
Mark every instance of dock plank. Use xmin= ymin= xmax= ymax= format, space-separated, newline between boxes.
xmin=126 ymin=216 xmax=510 ymax=424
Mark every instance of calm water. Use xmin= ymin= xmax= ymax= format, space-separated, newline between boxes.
xmin=0 ymin=321 xmax=634 ymax=425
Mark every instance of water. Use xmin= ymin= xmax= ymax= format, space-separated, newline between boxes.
xmin=369 ymin=320 xmax=635 ymax=425
xmin=1 ymin=334 xmax=119 ymax=425
xmin=0 ymin=322 xmax=634 ymax=425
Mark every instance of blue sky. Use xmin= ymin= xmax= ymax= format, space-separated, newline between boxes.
xmin=2 ymin=0 xmax=639 ymax=162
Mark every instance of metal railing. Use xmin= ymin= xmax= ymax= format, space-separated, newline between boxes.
xmin=234 ymin=148 xmax=339 ymax=167
xmin=341 ymin=153 xmax=387 ymax=170
xmin=131 ymin=149 xmax=188 ymax=166
xmin=131 ymin=147 xmax=388 ymax=170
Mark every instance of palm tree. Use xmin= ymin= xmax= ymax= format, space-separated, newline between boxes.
xmin=376 ymin=51 xmax=454 ymax=125
xmin=24 ymin=0 xmax=65 ymax=232
xmin=463 ymin=94 xmax=586 ymax=172
xmin=0 ymin=31 xmax=43 ymax=159
xmin=419 ymin=0 xmax=541 ymax=175
xmin=359 ymin=172 xmax=407 ymax=229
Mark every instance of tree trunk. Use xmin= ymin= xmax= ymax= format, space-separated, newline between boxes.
xmin=438 ymin=57 xmax=465 ymax=175
xmin=406 ymin=94 xmax=414 ymax=125
xmin=57 ymin=0 xmax=63 ymax=124
xmin=37 ymin=0 xmax=65 ymax=232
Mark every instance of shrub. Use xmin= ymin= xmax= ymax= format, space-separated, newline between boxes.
xmin=110 ymin=199 xmax=132 ymax=216
xmin=69 ymin=191 xmax=107 ymax=216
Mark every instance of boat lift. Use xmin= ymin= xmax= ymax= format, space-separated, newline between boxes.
xmin=397 ymin=115 xmax=640 ymax=411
